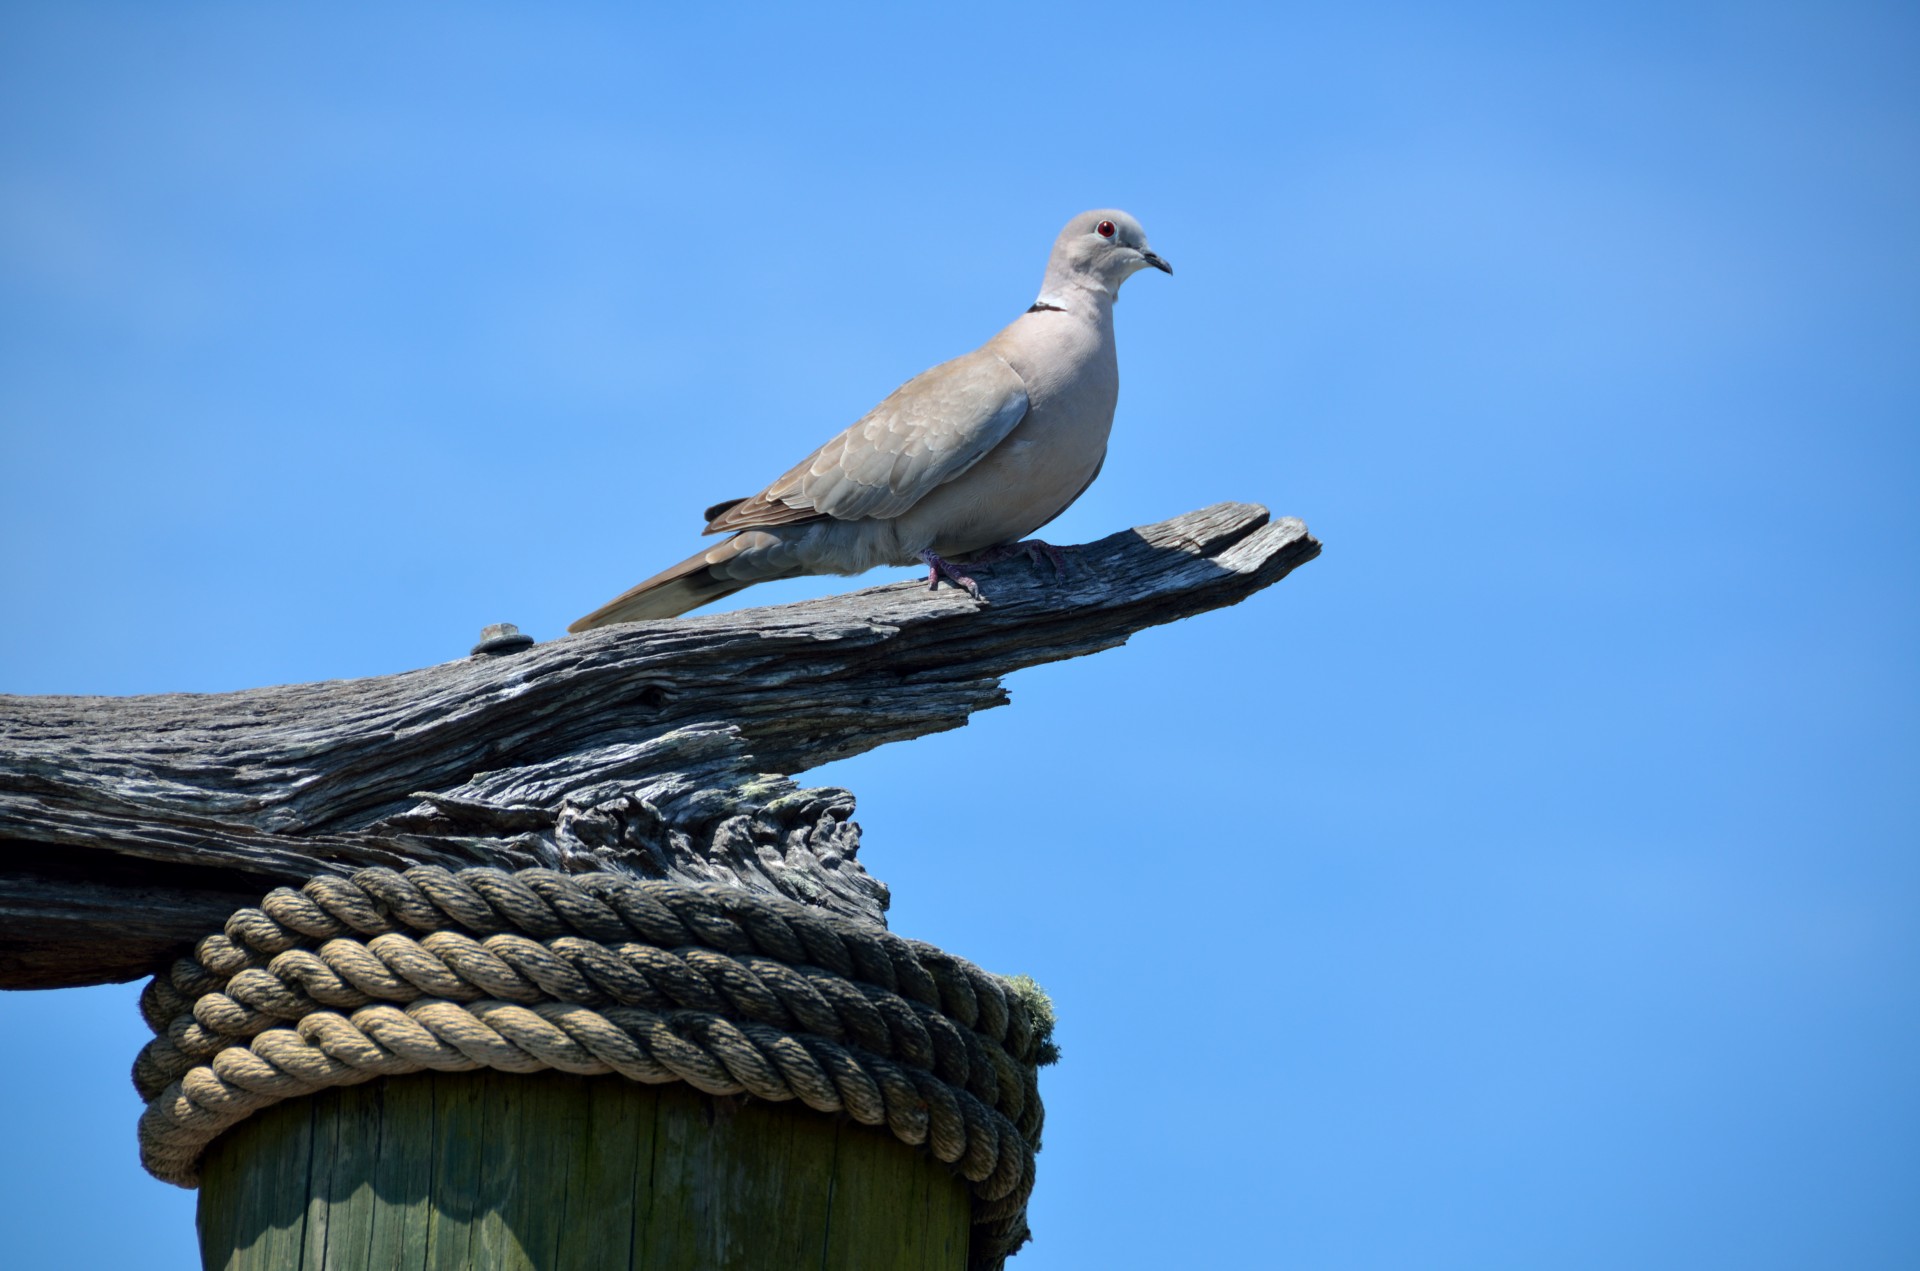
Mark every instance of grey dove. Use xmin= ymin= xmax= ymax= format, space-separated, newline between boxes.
xmin=569 ymin=209 xmax=1171 ymax=631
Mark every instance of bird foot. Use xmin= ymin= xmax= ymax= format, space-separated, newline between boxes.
xmin=966 ymin=538 xmax=1074 ymax=579
xmin=919 ymin=550 xmax=987 ymax=602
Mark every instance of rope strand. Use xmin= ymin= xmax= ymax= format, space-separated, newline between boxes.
xmin=133 ymin=865 xmax=1052 ymax=1270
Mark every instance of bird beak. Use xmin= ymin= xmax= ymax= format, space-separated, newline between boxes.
xmin=1142 ymin=250 xmax=1173 ymax=275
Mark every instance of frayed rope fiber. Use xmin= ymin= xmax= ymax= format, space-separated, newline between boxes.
xmin=132 ymin=865 xmax=1056 ymax=1270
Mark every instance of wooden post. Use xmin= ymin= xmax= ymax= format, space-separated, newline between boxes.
xmin=199 ymin=1073 xmax=970 ymax=1271
xmin=0 ymin=504 xmax=1320 ymax=1267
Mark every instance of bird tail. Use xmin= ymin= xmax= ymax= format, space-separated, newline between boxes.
xmin=569 ymin=551 xmax=750 ymax=630
xmin=568 ymin=538 xmax=804 ymax=631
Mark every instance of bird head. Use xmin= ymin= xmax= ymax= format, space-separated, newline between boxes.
xmin=1038 ymin=209 xmax=1172 ymax=306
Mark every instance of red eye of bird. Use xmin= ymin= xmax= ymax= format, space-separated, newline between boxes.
xmin=1096 ymin=220 xmax=1116 ymax=238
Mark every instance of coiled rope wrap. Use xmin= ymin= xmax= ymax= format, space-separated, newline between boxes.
xmin=132 ymin=865 xmax=1053 ymax=1269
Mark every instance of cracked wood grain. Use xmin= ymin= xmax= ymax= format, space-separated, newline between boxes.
xmin=0 ymin=502 xmax=1319 ymax=987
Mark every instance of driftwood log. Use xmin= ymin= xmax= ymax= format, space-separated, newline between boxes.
xmin=0 ymin=503 xmax=1319 ymax=990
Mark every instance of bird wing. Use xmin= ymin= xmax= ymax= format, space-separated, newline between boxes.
xmin=705 ymin=349 xmax=1030 ymax=533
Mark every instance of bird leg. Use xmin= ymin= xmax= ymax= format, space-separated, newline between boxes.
xmin=964 ymin=539 xmax=1073 ymax=579
xmin=918 ymin=550 xmax=986 ymax=602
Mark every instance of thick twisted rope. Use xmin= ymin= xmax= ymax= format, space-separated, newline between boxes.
xmin=133 ymin=865 xmax=1054 ymax=1270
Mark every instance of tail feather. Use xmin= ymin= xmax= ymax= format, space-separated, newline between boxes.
xmin=569 ymin=546 xmax=800 ymax=631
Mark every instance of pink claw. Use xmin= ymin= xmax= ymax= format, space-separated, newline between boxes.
xmin=918 ymin=550 xmax=985 ymax=601
xmin=967 ymin=539 xmax=1073 ymax=579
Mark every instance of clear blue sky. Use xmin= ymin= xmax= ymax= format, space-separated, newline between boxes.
xmin=3 ymin=3 xmax=1916 ymax=1267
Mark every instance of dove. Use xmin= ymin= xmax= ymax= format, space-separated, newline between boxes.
xmin=568 ymin=209 xmax=1171 ymax=631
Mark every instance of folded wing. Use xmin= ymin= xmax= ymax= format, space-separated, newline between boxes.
xmin=705 ymin=349 xmax=1030 ymax=533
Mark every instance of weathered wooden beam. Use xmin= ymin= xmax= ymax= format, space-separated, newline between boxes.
xmin=0 ymin=503 xmax=1319 ymax=988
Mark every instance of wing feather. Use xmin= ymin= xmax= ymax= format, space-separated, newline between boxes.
xmin=704 ymin=350 xmax=1029 ymax=533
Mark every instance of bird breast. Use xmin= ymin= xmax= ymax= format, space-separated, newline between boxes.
xmin=895 ymin=310 xmax=1119 ymax=557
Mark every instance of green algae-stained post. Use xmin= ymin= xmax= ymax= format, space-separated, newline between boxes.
xmin=198 ymin=1072 xmax=972 ymax=1271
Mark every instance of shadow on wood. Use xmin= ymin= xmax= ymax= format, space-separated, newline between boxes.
xmin=199 ymin=1072 xmax=970 ymax=1271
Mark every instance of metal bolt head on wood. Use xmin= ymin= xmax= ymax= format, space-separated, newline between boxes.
xmin=471 ymin=623 xmax=535 ymax=656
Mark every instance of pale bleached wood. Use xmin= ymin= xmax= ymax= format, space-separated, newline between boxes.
xmin=0 ymin=503 xmax=1319 ymax=988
